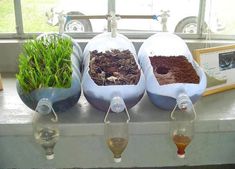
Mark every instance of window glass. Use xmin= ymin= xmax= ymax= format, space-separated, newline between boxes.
xmin=204 ymin=0 xmax=232 ymax=35
xmin=116 ymin=0 xmax=200 ymax=34
xmin=21 ymin=0 xmax=107 ymax=33
xmin=0 ymin=0 xmax=15 ymax=33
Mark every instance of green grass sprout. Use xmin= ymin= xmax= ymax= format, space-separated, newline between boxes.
xmin=16 ymin=35 xmax=73 ymax=93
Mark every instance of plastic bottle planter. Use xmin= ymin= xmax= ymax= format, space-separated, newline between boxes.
xmin=16 ymin=33 xmax=82 ymax=112
xmin=138 ymin=33 xmax=207 ymax=110
xmin=82 ymin=32 xmax=145 ymax=112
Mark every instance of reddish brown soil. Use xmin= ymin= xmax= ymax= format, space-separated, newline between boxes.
xmin=89 ymin=49 xmax=140 ymax=85
xmin=149 ymin=56 xmax=199 ymax=85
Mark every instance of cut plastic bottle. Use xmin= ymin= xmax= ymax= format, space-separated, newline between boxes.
xmin=33 ymin=98 xmax=59 ymax=160
xmin=104 ymin=96 xmax=130 ymax=163
xmin=170 ymin=93 xmax=196 ymax=158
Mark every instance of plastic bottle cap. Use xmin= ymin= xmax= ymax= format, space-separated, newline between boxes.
xmin=177 ymin=153 xmax=185 ymax=159
xmin=46 ymin=154 xmax=54 ymax=160
xmin=110 ymin=96 xmax=125 ymax=113
xmin=114 ymin=157 xmax=122 ymax=163
xmin=176 ymin=93 xmax=193 ymax=112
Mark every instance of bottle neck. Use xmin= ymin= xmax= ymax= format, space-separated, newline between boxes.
xmin=110 ymin=96 xmax=125 ymax=113
xmin=171 ymin=93 xmax=196 ymax=121
xmin=35 ymin=98 xmax=58 ymax=122
xmin=35 ymin=98 xmax=52 ymax=115
xmin=104 ymin=96 xmax=130 ymax=123
xmin=176 ymin=93 xmax=193 ymax=112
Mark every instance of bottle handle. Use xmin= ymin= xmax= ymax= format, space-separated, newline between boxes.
xmin=51 ymin=106 xmax=58 ymax=122
xmin=104 ymin=106 xmax=130 ymax=124
xmin=170 ymin=104 xmax=178 ymax=120
xmin=104 ymin=97 xmax=130 ymax=123
xmin=191 ymin=104 xmax=197 ymax=121
xmin=170 ymin=101 xmax=197 ymax=121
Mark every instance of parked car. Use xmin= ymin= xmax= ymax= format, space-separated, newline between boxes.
xmin=46 ymin=0 xmax=224 ymax=33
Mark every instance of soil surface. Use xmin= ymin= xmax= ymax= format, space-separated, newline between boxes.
xmin=149 ymin=56 xmax=200 ymax=85
xmin=89 ymin=49 xmax=140 ymax=85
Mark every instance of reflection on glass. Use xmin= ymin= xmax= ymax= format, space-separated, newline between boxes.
xmin=204 ymin=0 xmax=230 ymax=34
xmin=219 ymin=51 xmax=235 ymax=71
xmin=116 ymin=0 xmax=199 ymax=33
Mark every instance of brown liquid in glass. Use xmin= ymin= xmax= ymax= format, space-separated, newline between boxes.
xmin=107 ymin=137 xmax=128 ymax=158
xmin=173 ymin=134 xmax=191 ymax=155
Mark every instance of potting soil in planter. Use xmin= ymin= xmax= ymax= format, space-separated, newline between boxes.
xmin=138 ymin=33 xmax=206 ymax=110
xmin=82 ymin=32 xmax=145 ymax=112
xmin=150 ymin=55 xmax=199 ymax=85
xmin=89 ymin=49 xmax=140 ymax=86
xmin=16 ymin=33 xmax=82 ymax=113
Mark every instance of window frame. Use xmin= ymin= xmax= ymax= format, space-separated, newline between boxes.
xmin=0 ymin=0 xmax=234 ymax=40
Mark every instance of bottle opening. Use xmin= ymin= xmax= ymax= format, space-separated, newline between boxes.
xmin=177 ymin=153 xmax=185 ymax=159
xmin=176 ymin=93 xmax=193 ymax=112
xmin=39 ymin=105 xmax=51 ymax=113
xmin=114 ymin=157 xmax=122 ymax=163
xmin=46 ymin=154 xmax=55 ymax=160
xmin=36 ymin=98 xmax=52 ymax=115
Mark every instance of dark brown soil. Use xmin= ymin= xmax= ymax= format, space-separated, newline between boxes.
xmin=89 ymin=49 xmax=141 ymax=85
xmin=149 ymin=56 xmax=200 ymax=85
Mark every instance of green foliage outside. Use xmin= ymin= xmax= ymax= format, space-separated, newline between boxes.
xmin=16 ymin=35 xmax=73 ymax=93
xmin=0 ymin=0 xmax=57 ymax=33
xmin=21 ymin=0 xmax=58 ymax=32
xmin=0 ymin=0 xmax=15 ymax=32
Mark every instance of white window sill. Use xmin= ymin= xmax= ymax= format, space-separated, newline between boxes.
xmin=1 ymin=70 xmax=235 ymax=168
xmin=1 ymin=73 xmax=235 ymax=135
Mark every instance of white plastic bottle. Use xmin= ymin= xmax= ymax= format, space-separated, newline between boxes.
xmin=16 ymin=33 xmax=82 ymax=112
xmin=82 ymin=32 xmax=145 ymax=112
xmin=138 ymin=33 xmax=207 ymax=110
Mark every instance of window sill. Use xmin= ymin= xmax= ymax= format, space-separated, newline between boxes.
xmin=0 ymin=73 xmax=235 ymax=168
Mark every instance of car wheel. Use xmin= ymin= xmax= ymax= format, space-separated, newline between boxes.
xmin=64 ymin=11 xmax=92 ymax=32
xmin=174 ymin=16 xmax=207 ymax=34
